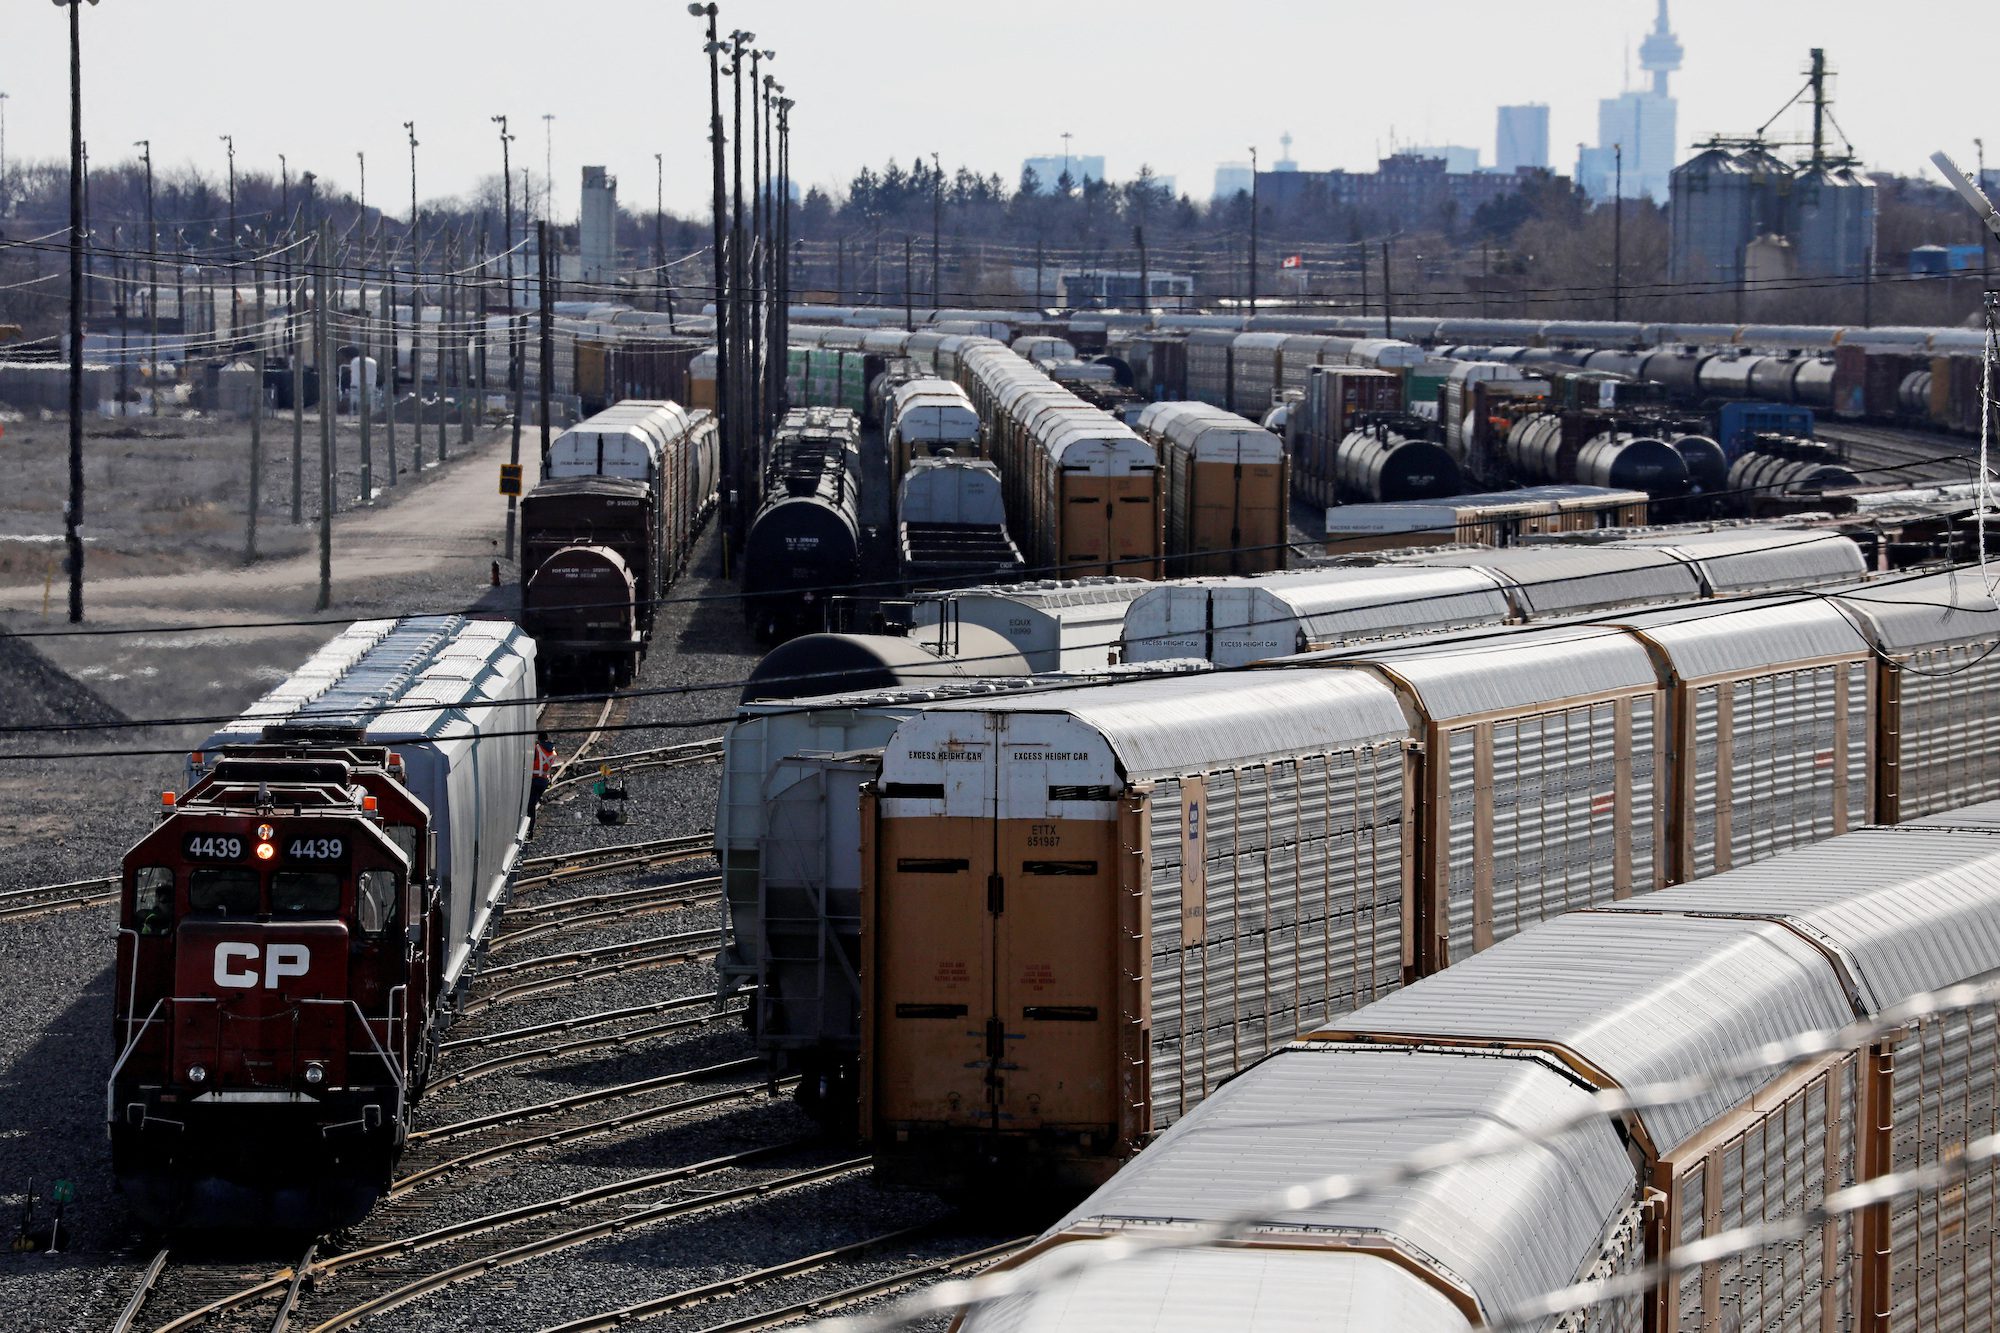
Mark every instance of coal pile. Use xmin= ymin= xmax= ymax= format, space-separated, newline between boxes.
xmin=0 ymin=630 xmax=128 ymax=731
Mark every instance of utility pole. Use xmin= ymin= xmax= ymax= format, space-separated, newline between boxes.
xmin=220 ymin=134 xmax=239 ymax=341
xmin=541 ymin=114 xmax=555 ymax=223
xmin=693 ymin=1 xmax=731 ymax=558
xmin=493 ymin=114 xmax=514 ymax=313
xmin=1863 ymin=245 xmax=1874 ymax=328
xmin=247 ymin=250 xmax=263 ymax=561
xmin=904 ymin=236 xmax=914 ymax=329
xmin=1247 ymin=145 xmax=1259 ymax=315
xmin=437 ymin=232 xmax=450 ymax=465
xmin=1480 ymin=241 xmax=1490 ymax=318
xmin=538 ymin=220 xmax=554 ymax=465
xmin=747 ymin=48 xmax=766 ymax=441
xmin=1381 ymin=239 xmax=1395 ymax=340
xmin=0 ymin=90 xmax=9 ymax=217
xmin=1134 ymin=224 xmax=1148 ymax=316
xmin=316 ymin=222 xmax=333 ymax=611
xmin=777 ymin=94 xmax=792 ymax=408
xmin=384 ymin=239 xmax=398 ymax=488
xmin=508 ymin=310 xmax=524 ymax=558
xmin=729 ymin=28 xmax=751 ymax=534
xmin=1613 ymin=142 xmax=1624 ymax=320
xmin=62 ymin=0 xmax=91 ymax=623
xmin=654 ymin=152 xmax=667 ymax=314
xmin=136 ymin=139 xmax=156 ymax=415
xmin=931 ymin=150 xmax=943 ymax=310
xmin=1358 ymin=240 xmax=1369 ymax=317
xmin=404 ymin=121 xmax=422 ymax=472
xmin=291 ymin=236 xmax=305 ymax=523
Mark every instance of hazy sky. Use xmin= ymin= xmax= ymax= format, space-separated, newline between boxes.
xmin=4 ymin=1 xmax=1994 ymax=221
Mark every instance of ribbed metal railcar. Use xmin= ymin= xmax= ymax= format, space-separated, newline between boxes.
xmin=897 ymin=457 xmax=1026 ymax=588
xmin=887 ymin=378 xmax=982 ymax=483
xmin=1120 ymin=565 xmax=1514 ymax=667
xmin=862 ymin=670 xmax=1416 ymax=1188
xmin=1388 ymin=544 xmax=1706 ymax=619
xmin=963 ymin=819 xmax=2000 ymax=1333
xmin=1323 ymin=485 xmax=1650 ymax=551
xmin=1838 ymin=571 xmax=2000 ymax=822
xmin=1134 ymin=402 xmax=1289 ymax=576
xmin=956 ymin=341 xmax=1163 ymax=579
xmin=909 ymin=578 xmax=1151 ymax=673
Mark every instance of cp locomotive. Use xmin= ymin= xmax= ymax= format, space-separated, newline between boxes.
xmin=521 ymin=400 xmax=718 ymax=686
xmin=109 ymin=617 xmax=537 ymax=1229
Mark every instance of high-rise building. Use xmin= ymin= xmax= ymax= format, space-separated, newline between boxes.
xmin=578 ymin=166 xmax=617 ymax=285
xmin=1581 ymin=0 xmax=1680 ymax=202
xmin=1022 ymin=153 xmax=1105 ymax=191
xmin=1496 ymin=104 xmax=1550 ymax=173
xmin=1213 ymin=161 xmax=1254 ymax=200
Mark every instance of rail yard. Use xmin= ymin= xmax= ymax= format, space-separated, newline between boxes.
xmin=6 ymin=3 xmax=2000 ymax=1331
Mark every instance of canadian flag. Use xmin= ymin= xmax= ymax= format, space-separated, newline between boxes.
xmin=1281 ymin=254 xmax=1302 ymax=269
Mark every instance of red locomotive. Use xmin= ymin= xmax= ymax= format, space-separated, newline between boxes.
xmin=109 ymin=617 xmax=538 ymax=1230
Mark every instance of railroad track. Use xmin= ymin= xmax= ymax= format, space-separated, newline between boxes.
xmin=297 ymin=1156 xmax=868 ymax=1331
xmin=423 ymin=992 xmax=745 ymax=1094
xmin=0 ymin=874 xmax=117 ymax=923
xmin=546 ymin=735 xmax=724 ymax=798
xmin=1819 ymin=425 xmax=1982 ymax=485
xmin=488 ymin=876 xmax=722 ymax=952
xmin=513 ymin=831 xmax=715 ymax=891
xmin=541 ymin=1233 xmax=1035 ymax=1333
xmin=540 ymin=693 xmax=621 ymax=785
xmin=114 ymin=1240 xmax=319 ymax=1333
xmin=410 ymin=1054 xmax=768 ymax=1147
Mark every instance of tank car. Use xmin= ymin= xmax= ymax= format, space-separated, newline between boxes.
xmin=741 ymin=407 xmax=864 ymax=642
xmin=1332 ymin=419 xmax=1462 ymax=503
xmin=110 ymin=617 xmax=536 ymax=1230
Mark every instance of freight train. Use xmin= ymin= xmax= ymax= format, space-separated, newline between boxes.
xmin=520 ymin=401 xmax=718 ymax=686
xmin=896 ymin=457 xmax=1027 ymax=588
xmin=741 ymin=407 xmax=864 ymax=641
xmin=858 ymin=566 xmax=2000 ymax=1190
xmin=961 ymin=807 xmax=2000 ymax=1332
xmin=719 ymin=528 xmax=1869 ymax=1128
xmin=110 ymin=617 xmax=537 ymax=1230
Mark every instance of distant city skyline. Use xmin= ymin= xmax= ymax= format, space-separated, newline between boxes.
xmin=2 ymin=1 xmax=1991 ymax=219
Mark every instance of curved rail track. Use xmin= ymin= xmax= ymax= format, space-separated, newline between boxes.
xmin=541 ymin=1234 xmax=1035 ymax=1333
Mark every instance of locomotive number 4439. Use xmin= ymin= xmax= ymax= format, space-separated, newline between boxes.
xmin=288 ymin=838 xmax=345 ymax=860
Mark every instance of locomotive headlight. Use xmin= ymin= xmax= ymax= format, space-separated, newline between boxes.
xmin=256 ymin=823 xmax=275 ymax=840
xmin=186 ymin=1064 xmax=207 ymax=1084
xmin=255 ymin=841 xmax=276 ymax=861
xmin=303 ymin=1062 xmax=326 ymax=1086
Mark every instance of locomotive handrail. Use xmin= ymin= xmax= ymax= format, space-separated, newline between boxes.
xmin=302 ymin=997 xmax=407 ymax=1102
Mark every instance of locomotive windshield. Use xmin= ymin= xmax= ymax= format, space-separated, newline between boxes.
xmin=273 ymin=871 xmax=342 ymax=916
xmin=189 ymin=868 xmax=259 ymax=915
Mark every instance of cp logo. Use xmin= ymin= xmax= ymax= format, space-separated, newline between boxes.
xmin=213 ymin=942 xmax=312 ymax=989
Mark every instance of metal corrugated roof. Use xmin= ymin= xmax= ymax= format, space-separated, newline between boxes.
xmin=1601 ymin=828 xmax=2000 ymax=1014
xmin=1910 ymin=799 xmax=2000 ymax=829
xmin=1832 ymin=571 xmax=2000 ymax=654
xmin=1296 ymin=623 xmax=1657 ymax=721
xmin=1624 ymin=528 xmax=1867 ymax=595
xmin=1238 ymin=566 xmax=1514 ymax=644
xmin=924 ymin=668 xmax=1408 ymax=779
xmin=1049 ymin=1048 xmax=1633 ymax=1321
xmin=1333 ymin=912 xmax=1852 ymax=1153
xmin=963 ymin=1247 xmax=1473 ymax=1333
xmin=1610 ymin=595 xmax=1869 ymax=679
xmin=1395 ymin=546 xmax=1703 ymax=618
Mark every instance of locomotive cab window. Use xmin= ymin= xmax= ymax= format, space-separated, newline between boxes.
xmin=355 ymin=870 xmax=399 ymax=935
xmin=385 ymin=824 xmax=419 ymax=868
xmin=189 ymin=868 xmax=260 ymax=916
xmin=133 ymin=867 xmax=173 ymax=935
xmin=272 ymin=871 xmax=341 ymax=917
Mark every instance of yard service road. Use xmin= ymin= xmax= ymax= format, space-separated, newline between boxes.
xmin=0 ymin=428 xmax=520 ymax=625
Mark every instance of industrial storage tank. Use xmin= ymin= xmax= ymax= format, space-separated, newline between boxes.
xmin=1791 ymin=165 xmax=1878 ymax=279
xmin=1670 ymin=435 xmax=1729 ymax=493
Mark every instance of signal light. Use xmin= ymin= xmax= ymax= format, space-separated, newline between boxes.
xmin=256 ymin=824 xmax=275 ymax=840
xmin=160 ymin=792 xmax=176 ymax=807
xmin=303 ymin=1062 xmax=326 ymax=1086
xmin=186 ymin=1065 xmax=207 ymax=1084
xmin=362 ymin=796 xmax=378 ymax=812
xmin=255 ymin=841 xmax=276 ymax=861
